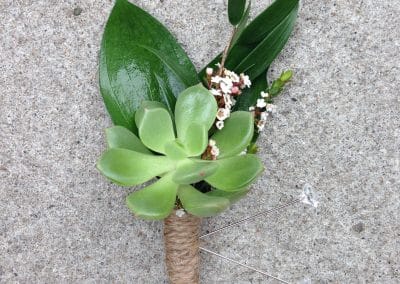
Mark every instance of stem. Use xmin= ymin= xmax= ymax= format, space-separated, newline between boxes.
xmin=218 ymin=27 xmax=237 ymax=76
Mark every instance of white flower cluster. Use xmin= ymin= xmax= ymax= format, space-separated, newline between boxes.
xmin=206 ymin=65 xmax=251 ymax=130
xmin=249 ymin=91 xmax=277 ymax=132
xmin=201 ymin=139 xmax=220 ymax=160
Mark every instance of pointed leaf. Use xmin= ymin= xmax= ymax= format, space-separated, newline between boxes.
xmin=106 ymin=126 xmax=150 ymax=154
xmin=172 ymin=159 xmax=219 ymax=184
xmin=174 ymin=84 xmax=217 ymax=139
xmin=206 ymin=188 xmax=249 ymax=204
xmin=135 ymin=103 xmax=175 ymax=154
xmin=228 ymin=0 xmax=247 ymax=26
xmin=126 ymin=175 xmax=177 ymax=220
xmin=99 ymin=0 xmax=198 ymax=133
xmin=211 ymin=111 xmax=254 ymax=158
xmin=97 ymin=148 xmax=173 ymax=186
xmin=205 ymin=155 xmax=263 ymax=191
xmin=178 ymin=185 xmax=230 ymax=217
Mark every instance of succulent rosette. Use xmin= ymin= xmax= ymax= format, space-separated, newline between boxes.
xmin=97 ymin=84 xmax=263 ymax=219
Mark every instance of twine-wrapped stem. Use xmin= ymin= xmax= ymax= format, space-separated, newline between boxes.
xmin=164 ymin=210 xmax=201 ymax=284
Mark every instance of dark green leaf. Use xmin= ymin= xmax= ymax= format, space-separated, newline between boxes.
xmin=100 ymin=0 xmax=198 ymax=133
xmin=230 ymin=0 xmax=251 ymax=47
xmin=178 ymin=185 xmax=230 ymax=217
xmin=228 ymin=0 xmax=247 ymax=26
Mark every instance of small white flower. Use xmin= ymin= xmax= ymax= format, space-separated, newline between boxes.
xmin=210 ymin=88 xmax=221 ymax=96
xmin=216 ymin=108 xmax=230 ymax=121
xmin=175 ymin=209 xmax=186 ymax=217
xmin=260 ymin=112 xmax=268 ymax=121
xmin=249 ymin=106 xmax=255 ymax=111
xmin=256 ymin=98 xmax=267 ymax=108
xmin=210 ymin=145 xmax=220 ymax=157
xmin=257 ymin=120 xmax=266 ymax=132
xmin=208 ymin=139 xmax=216 ymax=147
xmin=220 ymin=78 xmax=233 ymax=94
xmin=223 ymin=94 xmax=233 ymax=108
xmin=261 ymin=91 xmax=269 ymax=98
xmin=228 ymin=71 xmax=240 ymax=83
xmin=211 ymin=76 xmax=222 ymax=84
xmin=240 ymin=73 xmax=251 ymax=88
xmin=266 ymin=103 xmax=277 ymax=113
xmin=240 ymin=149 xmax=247 ymax=155
xmin=206 ymin=67 xmax=213 ymax=76
xmin=216 ymin=120 xmax=224 ymax=130
xmin=231 ymin=96 xmax=236 ymax=106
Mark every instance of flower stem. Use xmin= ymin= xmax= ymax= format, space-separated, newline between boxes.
xmin=218 ymin=27 xmax=237 ymax=76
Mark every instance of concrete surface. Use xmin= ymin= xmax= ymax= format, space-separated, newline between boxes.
xmin=1 ymin=0 xmax=399 ymax=283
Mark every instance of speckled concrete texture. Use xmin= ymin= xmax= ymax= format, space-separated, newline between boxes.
xmin=1 ymin=0 xmax=399 ymax=283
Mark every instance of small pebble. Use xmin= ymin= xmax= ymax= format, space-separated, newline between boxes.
xmin=291 ymin=97 xmax=298 ymax=102
xmin=352 ymin=222 xmax=365 ymax=233
xmin=73 ymin=7 xmax=83 ymax=16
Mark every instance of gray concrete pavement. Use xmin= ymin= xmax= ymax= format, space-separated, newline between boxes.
xmin=1 ymin=0 xmax=399 ymax=283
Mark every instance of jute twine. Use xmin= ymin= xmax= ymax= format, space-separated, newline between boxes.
xmin=164 ymin=210 xmax=201 ymax=284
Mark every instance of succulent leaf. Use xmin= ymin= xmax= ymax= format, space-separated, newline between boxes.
xmin=206 ymin=188 xmax=249 ymax=204
xmin=178 ymin=185 xmax=230 ymax=217
xmin=106 ymin=126 xmax=151 ymax=154
xmin=97 ymin=148 xmax=174 ymax=186
xmin=164 ymin=140 xmax=188 ymax=160
xmin=174 ymin=84 xmax=217 ymax=140
xmin=205 ymin=154 xmax=263 ymax=191
xmin=181 ymin=123 xmax=208 ymax=157
xmin=211 ymin=111 xmax=254 ymax=158
xmin=135 ymin=102 xmax=175 ymax=154
xmin=126 ymin=174 xmax=177 ymax=219
xmin=172 ymin=159 xmax=219 ymax=184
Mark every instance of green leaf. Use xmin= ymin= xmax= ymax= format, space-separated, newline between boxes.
xmin=99 ymin=0 xmax=198 ymax=133
xmin=231 ymin=0 xmax=251 ymax=47
xmin=228 ymin=0 xmax=247 ymax=26
xmin=178 ymin=185 xmax=230 ymax=217
xmin=205 ymin=154 xmax=263 ymax=191
xmin=174 ymin=84 xmax=217 ymax=139
xmin=164 ymin=140 xmax=187 ymax=160
xmin=181 ymin=123 xmax=208 ymax=157
xmin=97 ymin=148 xmax=174 ymax=186
xmin=126 ymin=175 xmax=177 ymax=220
xmin=135 ymin=102 xmax=175 ymax=154
xmin=172 ymin=159 xmax=219 ymax=184
xmin=206 ymin=188 xmax=249 ymax=204
xmin=199 ymin=0 xmax=299 ymax=85
xmin=211 ymin=111 xmax=254 ymax=158
xmin=105 ymin=126 xmax=150 ymax=154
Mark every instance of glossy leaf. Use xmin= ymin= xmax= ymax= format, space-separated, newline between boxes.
xmin=178 ymin=185 xmax=230 ymax=217
xmin=174 ymin=84 xmax=217 ymax=140
xmin=181 ymin=123 xmax=208 ymax=157
xmin=228 ymin=0 xmax=247 ymax=26
xmin=135 ymin=103 xmax=175 ymax=154
xmin=126 ymin=175 xmax=177 ymax=219
xmin=105 ymin=126 xmax=150 ymax=154
xmin=211 ymin=111 xmax=254 ymax=158
xmin=206 ymin=188 xmax=249 ymax=203
xmin=205 ymin=155 xmax=263 ymax=191
xmin=173 ymin=159 xmax=219 ymax=184
xmin=97 ymin=148 xmax=174 ymax=186
xmin=99 ymin=0 xmax=198 ymax=132
xmin=199 ymin=0 xmax=299 ymax=89
xmin=230 ymin=0 xmax=251 ymax=47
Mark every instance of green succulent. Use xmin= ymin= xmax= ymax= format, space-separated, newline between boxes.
xmin=97 ymin=84 xmax=263 ymax=219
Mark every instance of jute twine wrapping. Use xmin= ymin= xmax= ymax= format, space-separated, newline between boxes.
xmin=163 ymin=210 xmax=201 ymax=284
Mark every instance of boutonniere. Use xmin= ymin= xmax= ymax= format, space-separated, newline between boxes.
xmin=97 ymin=0 xmax=299 ymax=282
